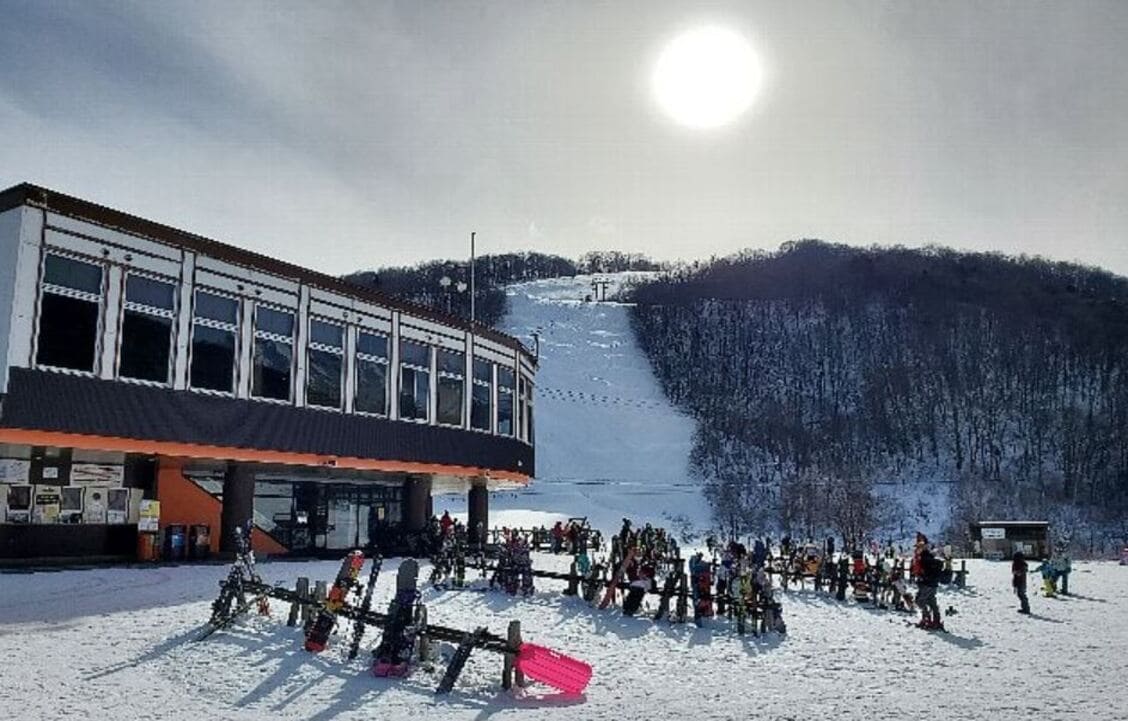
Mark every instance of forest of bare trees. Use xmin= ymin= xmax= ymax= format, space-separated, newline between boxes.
xmin=629 ymin=240 xmax=1128 ymax=549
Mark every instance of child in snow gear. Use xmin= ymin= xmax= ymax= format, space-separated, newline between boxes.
xmin=1033 ymin=559 xmax=1058 ymax=598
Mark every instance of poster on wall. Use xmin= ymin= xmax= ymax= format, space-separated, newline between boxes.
xmin=982 ymin=527 xmax=1006 ymax=540
xmin=107 ymin=489 xmax=129 ymax=524
xmin=6 ymin=485 xmax=32 ymax=523
xmin=71 ymin=463 xmax=124 ymax=486
xmin=33 ymin=485 xmax=62 ymax=523
xmin=84 ymin=487 xmax=108 ymax=524
xmin=0 ymin=459 xmax=31 ymax=484
xmin=138 ymin=499 xmax=160 ymax=531
xmin=60 ymin=487 xmax=84 ymax=523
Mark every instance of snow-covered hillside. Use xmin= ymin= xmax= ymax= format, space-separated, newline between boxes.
xmin=444 ymin=274 xmax=710 ymax=535
xmin=3 ymin=557 xmax=1127 ymax=720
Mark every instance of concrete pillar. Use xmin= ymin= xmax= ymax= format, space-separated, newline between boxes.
xmin=220 ymin=462 xmax=256 ymax=553
xmin=468 ymin=483 xmax=488 ymax=546
xmin=403 ymin=475 xmax=432 ymax=532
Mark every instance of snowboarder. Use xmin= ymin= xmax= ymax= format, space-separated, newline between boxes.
xmin=1012 ymin=551 xmax=1031 ymax=615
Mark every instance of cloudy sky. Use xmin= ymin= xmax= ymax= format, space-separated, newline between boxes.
xmin=2 ymin=0 xmax=1126 ymax=275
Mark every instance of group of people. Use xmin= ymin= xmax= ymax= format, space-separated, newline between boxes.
xmin=1010 ymin=546 xmax=1073 ymax=614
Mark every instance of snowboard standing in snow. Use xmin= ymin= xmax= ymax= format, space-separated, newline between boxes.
xmin=654 ymin=572 xmax=679 ymax=622
xmin=372 ymin=559 xmax=421 ymax=676
xmin=347 ymin=553 xmax=383 ymax=660
xmin=599 ymin=547 xmax=636 ymax=609
xmin=305 ymin=550 xmax=366 ymax=652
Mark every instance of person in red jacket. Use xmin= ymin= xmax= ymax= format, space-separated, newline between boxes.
xmin=1012 ymin=551 xmax=1031 ymax=614
xmin=439 ymin=510 xmax=454 ymax=537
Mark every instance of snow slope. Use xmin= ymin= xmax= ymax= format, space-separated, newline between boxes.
xmin=443 ymin=274 xmax=710 ymax=535
xmin=2 ymin=558 xmax=1127 ymax=720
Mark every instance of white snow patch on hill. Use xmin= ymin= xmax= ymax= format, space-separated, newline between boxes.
xmin=442 ymin=274 xmax=710 ymax=536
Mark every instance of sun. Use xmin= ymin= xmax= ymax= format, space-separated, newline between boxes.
xmin=652 ymin=26 xmax=764 ymax=129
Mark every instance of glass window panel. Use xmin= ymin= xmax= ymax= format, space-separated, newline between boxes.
xmin=256 ymin=306 xmax=294 ymax=337
xmin=399 ymin=366 xmax=429 ymax=421
xmin=400 ymin=340 xmax=429 ymax=367
xmin=253 ymin=337 xmax=293 ymax=400
xmin=498 ymin=390 xmax=514 ymax=436
xmin=190 ymin=325 xmax=236 ymax=392
xmin=36 ymin=294 xmax=99 ymax=371
xmin=355 ymin=358 xmax=388 ymax=415
xmin=473 ymin=358 xmax=492 ymax=383
xmin=310 ymin=319 xmax=343 ymax=348
xmin=44 ymin=254 xmax=102 ymax=294
xmin=437 ymin=375 xmax=464 ymax=426
xmin=357 ymin=332 xmax=387 ymax=358
xmin=119 ymin=311 xmax=172 ymax=383
xmin=125 ymin=276 xmax=175 ymax=310
xmin=307 ymin=348 xmax=343 ymax=408
xmin=471 ymin=382 xmax=492 ymax=431
xmin=498 ymin=367 xmax=515 ymax=389
xmin=437 ymin=349 xmax=464 ymax=375
xmin=194 ymin=291 xmax=238 ymax=325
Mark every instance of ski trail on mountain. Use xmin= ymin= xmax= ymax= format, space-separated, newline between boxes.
xmin=445 ymin=273 xmax=710 ymax=534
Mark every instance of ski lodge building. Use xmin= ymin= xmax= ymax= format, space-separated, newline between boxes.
xmin=0 ymin=183 xmax=536 ymax=563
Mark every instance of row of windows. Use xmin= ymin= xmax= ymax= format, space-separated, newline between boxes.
xmin=33 ymin=252 xmax=533 ymax=441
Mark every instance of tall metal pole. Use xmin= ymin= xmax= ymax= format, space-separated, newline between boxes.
xmin=470 ymin=231 xmax=476 ymax=325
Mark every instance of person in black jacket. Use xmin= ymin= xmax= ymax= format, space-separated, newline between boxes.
xmin=915 ymin=548 xmax=944 ymax=630
xmin=1012 ymin=551 xmax=1031 ymax=614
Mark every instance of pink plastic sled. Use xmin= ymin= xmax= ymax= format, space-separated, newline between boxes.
xmin=514 ymin=643 xmax=592 ymax=695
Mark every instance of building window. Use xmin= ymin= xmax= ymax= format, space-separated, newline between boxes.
xmin=190 ymin=290 xmax=239 ymax=393
xmin=436 ymin=349 xmax=465 ymax=427
xmin=355 ymin=331 xmax=389 ymax=415
xmin=399 ymin=340 xmax=430 ymax=422
xmin=35 ymin=253 xmax=104 ymax=372
xmin=118 ymin=274 xmax=176 ymax=384
xmin=307 ymin=319 xmax=343 ymax=409
xmin=470 ymin=357 xmax=492 ymax=432
xmin=498 ymin=366 xmax=515 ymax=436
xmin=252 ymin=305 xmax=295 ymax=401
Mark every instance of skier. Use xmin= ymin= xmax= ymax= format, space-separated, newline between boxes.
xmin=915 ymin=548 xmax=944 ymax=630
xmin=1012 ymin=551 xmax=1031 ymax=614
xmin=440 ymin=510 xmax=454 ymax=537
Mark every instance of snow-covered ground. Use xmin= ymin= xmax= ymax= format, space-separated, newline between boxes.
xmin=442 ymin=274 xmax=711 ymax=536
xmin=3 ymin=557 xmax=1127 ymax=720
xmin=5 ymin=275 xmax=1126 ymax=719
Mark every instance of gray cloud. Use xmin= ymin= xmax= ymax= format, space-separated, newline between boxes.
xmin=1 ymin=0 xmax=1125 ymax=275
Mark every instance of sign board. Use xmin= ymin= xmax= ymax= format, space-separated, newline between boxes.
xmin=33 ymin=486 xmax=61 ymax=523
xmin=71 ymin=463 xmax=124 ymax=486
xmin=981 ymin=527 xmax=1006 ymax=540
xmin=0 ymin=459 xmax=31 ymax=484
xmin=138 ymin=499 xmax=160 ymax=532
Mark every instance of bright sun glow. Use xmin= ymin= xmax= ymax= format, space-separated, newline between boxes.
xmin=652 ymin=26 xmax=763 ymax=129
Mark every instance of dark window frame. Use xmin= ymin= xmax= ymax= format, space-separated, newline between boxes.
xmin=354 ymin=330 xmax=390 ymax=417
xmin=34 ymin=251 xmax=105 ymax=375
xmin=189 ymin=288 xmax=241 ymax=395
xmin=251 ymin=303 xmax=296 ymax=403
xmin=306 ymin=317 xmax=344 ymax=410
xmin=117 ymin=271 xmax=177 ymax=385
